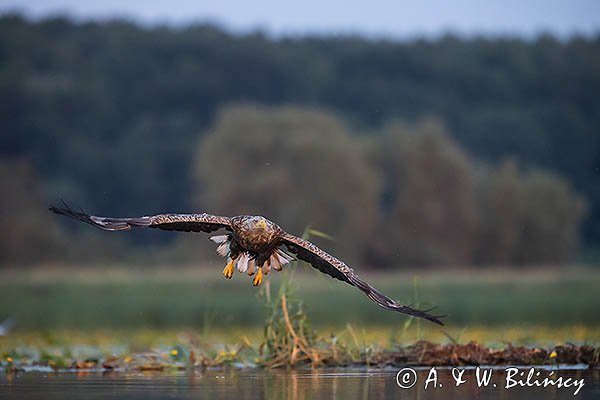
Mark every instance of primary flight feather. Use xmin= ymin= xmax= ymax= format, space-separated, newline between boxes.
xmin=49 ymin=202 xmax=444 ymax=325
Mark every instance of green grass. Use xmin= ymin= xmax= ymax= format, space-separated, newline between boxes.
xmin=2 ymin=267 xmax=599 ymax=369
xmin=0 ymin=265 xmax=598 ymax=330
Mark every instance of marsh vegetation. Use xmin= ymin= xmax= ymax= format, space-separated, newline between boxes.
xmin=1 ymin=267 xmax=598 ymax=371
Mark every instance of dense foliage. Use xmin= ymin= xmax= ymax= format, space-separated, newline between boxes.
xmin=0 ymin=15 xmax=597 ymax=266
xmin=195 ymin=106 xmax=584 ymax=267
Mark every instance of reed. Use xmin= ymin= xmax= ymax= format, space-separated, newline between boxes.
xmin=259 ymin=227 xmax=356 ymax=367
xmin=258 ymin=278 xmax=377 ymax=367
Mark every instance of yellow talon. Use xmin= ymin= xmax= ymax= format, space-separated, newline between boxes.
xmin=252 ymin=268 xmax=263 ymax=286
xmin=223 ymin=259 xmax=235 ymax=279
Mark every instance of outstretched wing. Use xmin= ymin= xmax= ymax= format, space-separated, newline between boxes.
xmin=280 ymin=232 xmax=445 ymax=325
xmin=49 ymin=201 xmax=231 ymax=233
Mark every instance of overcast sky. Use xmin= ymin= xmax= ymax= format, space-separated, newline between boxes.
xmin=1 ymin=0 xmax=599 ymax=39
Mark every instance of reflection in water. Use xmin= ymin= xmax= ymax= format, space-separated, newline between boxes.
xmin=0 ymin=368 xmax=598 ymax=399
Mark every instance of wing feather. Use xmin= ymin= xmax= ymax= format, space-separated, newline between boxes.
xmin=280 ymin=232 xmax=445 ymax=326
xmin=49 ymin=201 xmax=230 ymax=233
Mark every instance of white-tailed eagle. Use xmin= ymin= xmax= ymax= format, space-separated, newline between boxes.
xmin=50 ymin=202 xmax=444 ymax=325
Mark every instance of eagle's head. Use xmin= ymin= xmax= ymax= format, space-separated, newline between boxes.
xmin=230 ymin=215 xmax=280 ymax=247
xmin=254 ymin=217 xmax=268 ymax=231
xmin=244 ymin=216 xmax=275 ymax=235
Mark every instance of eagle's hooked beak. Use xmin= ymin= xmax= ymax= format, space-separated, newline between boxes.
xmin=256 ymin=219 xmax=268 ymax=231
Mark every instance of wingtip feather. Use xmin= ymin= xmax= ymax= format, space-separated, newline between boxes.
xmin=350 ymin=274 xmax=446 ymax=325
xmin=49 ymin=200 xmax=131 ymax=231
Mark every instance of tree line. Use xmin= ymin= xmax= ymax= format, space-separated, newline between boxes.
xmin=1 ymin=105 xmax=585 ymax=267
xmin=0 ymin=15 xmax=596 ymax=266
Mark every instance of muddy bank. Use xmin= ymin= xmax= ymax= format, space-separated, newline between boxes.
xmin=3 ymin=341 xmax=598 ymax=372
xmin=369 ymin=341 xmax=598 ymax=368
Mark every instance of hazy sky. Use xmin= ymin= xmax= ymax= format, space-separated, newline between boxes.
xmin=1 ymin=0 xmax=599 ymax=38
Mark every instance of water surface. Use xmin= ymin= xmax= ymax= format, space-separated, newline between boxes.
xmin=1 ymin=367 xmax=598 ymax=399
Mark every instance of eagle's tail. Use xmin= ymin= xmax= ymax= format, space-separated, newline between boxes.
xmin=349 ymin=274 xmax=446 ymax=326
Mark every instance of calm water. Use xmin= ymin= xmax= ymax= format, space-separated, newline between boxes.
xmin=1 ymin=367 xmax=598 ymax=399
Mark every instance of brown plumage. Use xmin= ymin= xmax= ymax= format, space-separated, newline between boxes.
xmin=49 ymin=202 xmax=445 ymax=325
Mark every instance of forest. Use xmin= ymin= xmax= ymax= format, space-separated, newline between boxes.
xmin=0 ymin=14 xmax=598 ymax=267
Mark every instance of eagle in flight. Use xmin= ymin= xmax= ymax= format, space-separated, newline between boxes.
xmin=49 ymin=202 xmax=444 ymax=325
